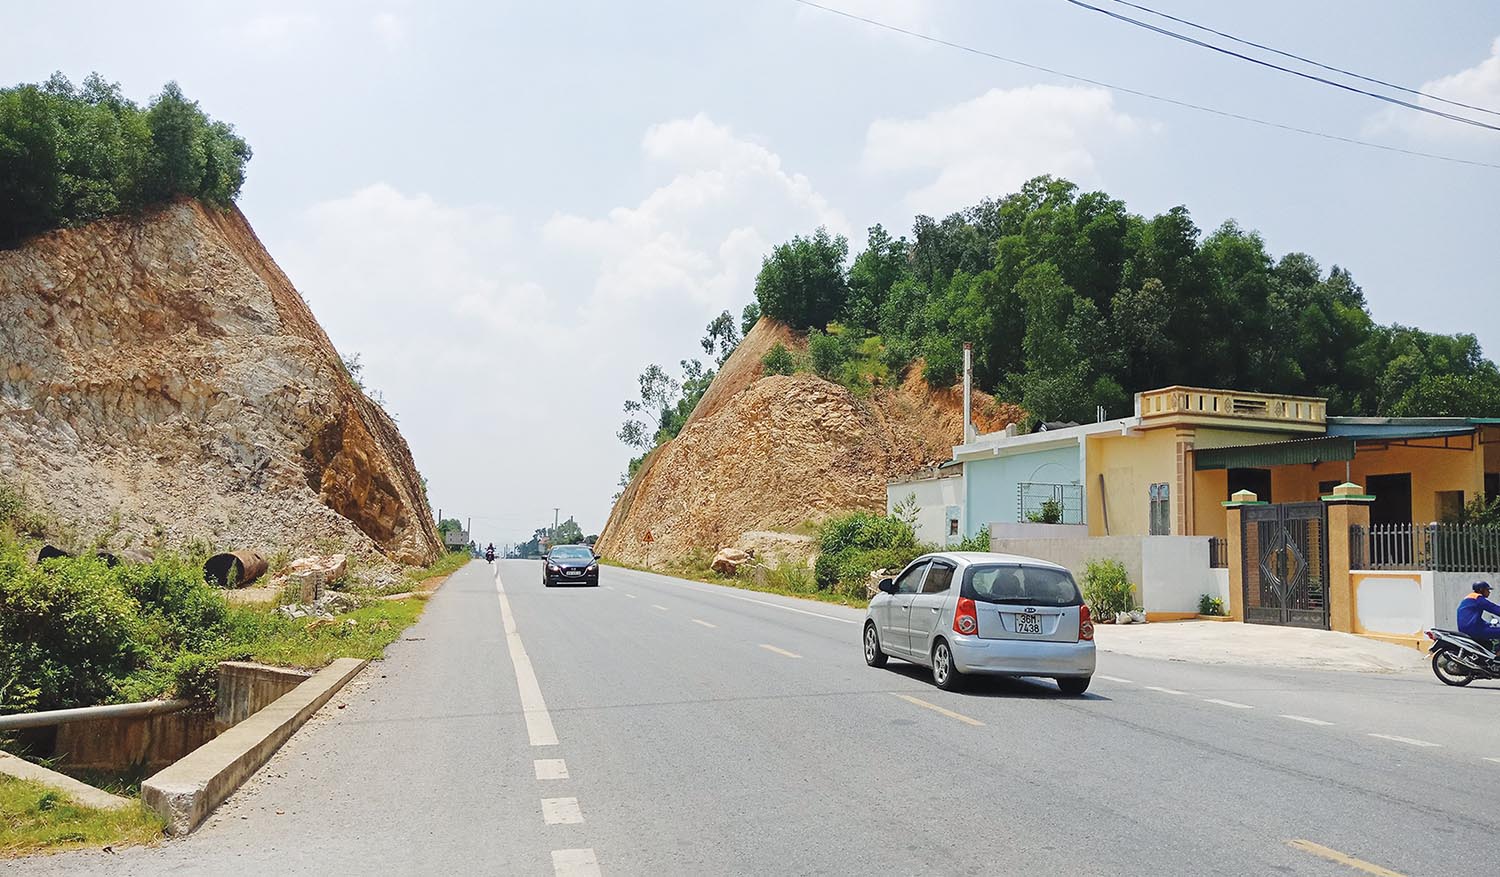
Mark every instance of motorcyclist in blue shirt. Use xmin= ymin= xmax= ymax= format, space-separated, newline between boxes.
xmin=1457 ymin=581 xmax=1500 ymax=645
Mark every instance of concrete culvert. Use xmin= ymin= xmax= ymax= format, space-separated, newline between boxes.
xmin=204 ymin=551 xmax=268 ymax=588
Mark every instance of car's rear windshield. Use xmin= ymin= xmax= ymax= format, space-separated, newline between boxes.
xmin=550 ymin=546 xmax=593 ymax=560
xmin=962 ymin=564 xmax=1081 ymax=606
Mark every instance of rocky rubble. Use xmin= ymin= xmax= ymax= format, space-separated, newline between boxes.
xmin=0 ymin=200 xmax=441 ymax=565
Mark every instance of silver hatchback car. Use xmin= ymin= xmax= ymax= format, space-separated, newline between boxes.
xmin=863 ymin=552 xmax=1096 ymax=695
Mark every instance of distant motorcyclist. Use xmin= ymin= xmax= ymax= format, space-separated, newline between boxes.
xmin=1457 ymin=581 xmax=1500 ymax=645
xmin=485 ymin=543 xmax=496 ymax=563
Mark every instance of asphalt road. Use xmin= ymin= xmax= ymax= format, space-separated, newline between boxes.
xmin=18 ymin=559 xmax=1500 ymax=876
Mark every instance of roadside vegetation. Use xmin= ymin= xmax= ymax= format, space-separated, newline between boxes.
xmin=0 ymin=485 xmax=461 ymax=715
xmin=0 ymin=776 xmax=163 ymax=858
xmin=0 ymin=72 xmax=250 ymax=245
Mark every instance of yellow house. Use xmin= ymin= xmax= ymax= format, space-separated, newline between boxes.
xmin=1083 ymin=387 xmax=1499 ymax=540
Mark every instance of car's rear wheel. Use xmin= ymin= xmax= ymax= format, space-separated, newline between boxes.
xmin=932 ymin=639 xmax=964 ymax=691
xmin=1056 ymin=676 xmax=1091 ymax=696
xmin=863 ymin=622 xmax=888 ymax=668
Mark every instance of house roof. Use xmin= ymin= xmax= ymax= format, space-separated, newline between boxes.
xmin=1325 ymin=417 xmax=1478 ymax=441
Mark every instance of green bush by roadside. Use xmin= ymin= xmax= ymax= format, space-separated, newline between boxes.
xmin=1082 ymin=559 xmax=1135 ymax=619
xmin=815 ymin=511 xmax=925 ymax=597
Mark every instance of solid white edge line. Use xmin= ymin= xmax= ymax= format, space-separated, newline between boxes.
xmin=1203 ymin=698 xmax=1253 ymax=709
xmin=495 ymin=568 xmax=559 ymax=746
xmin=1280 ymin=714 xmax=1334 ymax=727
xmin=534 ymin=759 xmax=569 ymax=780
xmin=1368 ymin=733 xmax=1440 ymax=748
xmin=552 ymin=848 xmax=601 ymax=877
xmin=541 ymin=797 xmax=584 ymax=825
xmin=615 ymin=568 xmax=858 ymax=624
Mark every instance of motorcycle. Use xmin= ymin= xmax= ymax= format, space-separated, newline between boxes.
xmin=1425 ymin=629 xmax=1500 ymax=686
xmin=485 ymin=549 xmax=495 ymax=564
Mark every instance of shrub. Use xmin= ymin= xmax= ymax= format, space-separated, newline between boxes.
xmin=808 ymin=329 xmax=848 ymax=380
xmin=1026 ymin=499 xmax=1063 ymax=524
xmin=816 ymin=511 xmax=923 ymax=592
xmin=0 ymin=547 xmax=143 ymax=713
xmin=1082 ymin=559 xmax=1135 ymax=619
xmin=761 ymin=343 xmax=795 ymax=376
xmin=954 ymin=529 xmax=990 ymax=552
xmin=1198 ymin=594 xmax=1226 ymax=617
xmin=765 ymin=564 xmax=815 ymax=593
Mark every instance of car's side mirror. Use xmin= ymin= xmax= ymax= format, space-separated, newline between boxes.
xmin=593 ymin=553 xmax=601 ymax=560
xmin=878 ymin=578 xmax=897 ymax=594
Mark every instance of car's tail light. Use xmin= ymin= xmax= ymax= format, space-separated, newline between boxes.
xmin=953 ymin=597 xmax=978 ymax=635
xmin=1078 ymin=604 xmax=1094 ymax=641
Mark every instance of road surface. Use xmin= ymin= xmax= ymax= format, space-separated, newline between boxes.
xmin=18 ymin=559 xmax=1500 ymax=875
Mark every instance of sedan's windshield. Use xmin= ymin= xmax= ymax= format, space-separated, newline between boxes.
xmin=963 ymin=564 xmax=1081 ymax=606
xmin=550 ymin=546 xmax=594 ymax=560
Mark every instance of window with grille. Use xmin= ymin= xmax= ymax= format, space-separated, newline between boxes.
xmin=1149 ymin=482 xmax=1171 ymax=535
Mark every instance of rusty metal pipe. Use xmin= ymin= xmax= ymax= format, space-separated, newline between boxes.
xmin=203 ymin=551 xmax=268 ymax=588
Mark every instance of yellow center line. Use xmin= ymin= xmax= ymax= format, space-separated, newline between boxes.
xmin=891 ymin=693 xmax=985 ymax=727
xmin=759 ymin=644 xmax=802 ymax=658
xmin=1287 ymin=840 xmax=1405 ymax=877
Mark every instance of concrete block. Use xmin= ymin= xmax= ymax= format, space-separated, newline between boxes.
xmin=142 ymin=657 xmax=367 ymax=834
xmin=0 ymin=749 xmax=134 ymax=811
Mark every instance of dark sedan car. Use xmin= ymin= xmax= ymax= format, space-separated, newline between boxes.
xmin=542 ymin=544 xmax=600 ymax=587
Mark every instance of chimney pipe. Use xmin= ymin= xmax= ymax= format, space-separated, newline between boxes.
xmin=962 ymin=342 xmax=974 ymax=443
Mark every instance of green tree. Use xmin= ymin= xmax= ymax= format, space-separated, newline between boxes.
xmin=753 ymin=227 xmax=850 ymax=330
xmin=740 ymin=302 xmax=761 ymax=336
xmin=761 ymin=343 xmax=794 ymax=376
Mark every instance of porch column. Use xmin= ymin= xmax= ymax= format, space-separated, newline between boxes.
xmin=1222 ymin=489 xmax=1264 ymax=622
xmin=1323 ymin=482 xmax=1374 ymax=635
xmin=1174 ymin=429 xmax=1194 ymax=535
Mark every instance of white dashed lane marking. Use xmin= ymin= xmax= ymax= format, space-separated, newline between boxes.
xmin=652 ymin=604 xmax=669 ymax=611
xmin=1281 ymin=714 xmax=1334 ymax=727
xmin=534 ymin=759 xmax=569 ymax=780
xmin=759 ymin=644 xmax=802 ymax=658
xmin=1143 ymin=685 xmax=1186 ymax=695
xmin=1096 ymin=674 xmax=1135 ymax=684
xmin=542 ymin=797 xmax=585 ymax=825
xmin=1368 ymin=733 xmax=1440 ymax=748
xmin=692 ymin=619 xmax=717 ymax=628
xmin=552 ymin=848 xmax=602 ymax=877
xmin=1486 ymin=757 xmax=1500 ymax=765
xmin=1203 ymin=698 xmax=1253 ymax=709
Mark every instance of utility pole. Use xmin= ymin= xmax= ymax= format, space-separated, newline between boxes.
xmin=553 ymin=508 xmax=560 ymax=536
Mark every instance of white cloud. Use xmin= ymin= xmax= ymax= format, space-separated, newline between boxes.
xmin=795 ymin=0 xmax=940 ymax=37
xmin=273 ymin=116 xmax=845 ymax=544
xmin=1367 ymin=36 xmax=1500 ymax=142
xmin=862 ymin=85 xmax=1150 ymax=215
xmin=242 ymin=12 xmax=318 ymax=48
xmin=371 ymin=12 xmax=405 ymax=47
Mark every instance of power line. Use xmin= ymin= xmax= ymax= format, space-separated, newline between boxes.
xmin=1061 ymin=0 xmax=1500 ymax=133
xmin=1099 ymin=0 xmax=1500 ymax=120
xmin=790 ymin=0 xmax=1500 ymax=171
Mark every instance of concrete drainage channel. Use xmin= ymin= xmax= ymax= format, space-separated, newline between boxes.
xmin=0 ymin=657 xmax=368 ymax=835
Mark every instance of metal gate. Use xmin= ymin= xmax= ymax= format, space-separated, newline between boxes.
xmin=1241 ymin=502 xmax=1330 ymax=629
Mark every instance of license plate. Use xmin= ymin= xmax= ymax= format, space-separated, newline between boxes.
xmin=1014 ymin=614 xmax=1042 ymax=635
xmin=566 ymin=570 xmax=582 ymax=576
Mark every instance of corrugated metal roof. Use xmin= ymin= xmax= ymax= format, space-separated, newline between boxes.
xmin=1195 ymin=436 xmax=1355 ymax=471
xmin=1325 ymin=419 xmax=1477 ymax=440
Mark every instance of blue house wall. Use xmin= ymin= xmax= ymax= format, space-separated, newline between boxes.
xmin=963 ymin=445 xmax=1081 ymax=537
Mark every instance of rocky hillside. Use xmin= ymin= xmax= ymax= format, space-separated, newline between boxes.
xmin=0 ymin=199 xmax=442 ymax=565
xmin=596 ymin=319 xmax=1018 ymax=567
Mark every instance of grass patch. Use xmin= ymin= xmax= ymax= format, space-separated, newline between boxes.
xmin=601 ymin=556 xmax=869 ymax=609
xmin=0 ymin=775 xmax=163 ymax=858
xmin=227 ymin=596 xmax=428 ymax=670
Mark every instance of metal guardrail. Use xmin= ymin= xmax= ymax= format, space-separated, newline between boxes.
xmin=0 ymin=699 xmax=193 ymax=732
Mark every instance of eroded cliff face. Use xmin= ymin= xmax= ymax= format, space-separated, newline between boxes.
xmin=0 ymin=200 xmax=442 ymax=565
xmin=596 ymin=319 xmax=1020 ymax=567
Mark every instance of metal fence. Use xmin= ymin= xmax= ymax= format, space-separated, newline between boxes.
xmin=1017 ymin=482 xmax=1085 ymax=525
xmin=1351 ymin=522 xmax=1500 ymax=572
xmin=1208 ymin=536 xmax=1229 ymax=569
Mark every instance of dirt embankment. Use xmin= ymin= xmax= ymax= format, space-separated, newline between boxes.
xmin=0 ymin=199 xmax=442 ymax=564
xmin=596 ymin=318 xmax=1019 ymax=567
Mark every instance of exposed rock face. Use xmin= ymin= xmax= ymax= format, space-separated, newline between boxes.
xmin=596 ymin=318 xmax=1020 ymax=568
xmin=0 ymin=200 xmax=441 ymax=564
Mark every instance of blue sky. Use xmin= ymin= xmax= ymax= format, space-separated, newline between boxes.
xmin=6 ymin=1 xmax=1499 ymax=546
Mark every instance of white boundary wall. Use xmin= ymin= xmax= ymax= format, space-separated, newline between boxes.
xmin=988 ymin=525 xmax=1218 ymax=614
